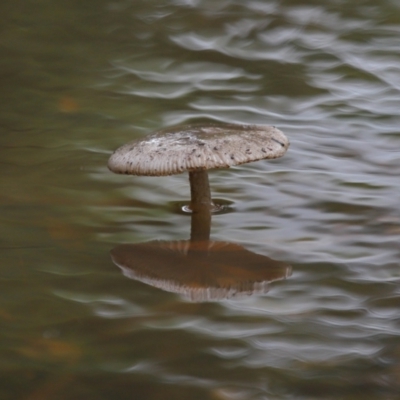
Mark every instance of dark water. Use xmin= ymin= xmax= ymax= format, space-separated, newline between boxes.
xmin=1 ymin=0 xmax=400 ymax=399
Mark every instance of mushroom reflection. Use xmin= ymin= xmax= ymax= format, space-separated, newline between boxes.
xmin=110 ymin=207 xmax=291 ymax=302
xmin=111 ymin=239 xmax=291 ymax=302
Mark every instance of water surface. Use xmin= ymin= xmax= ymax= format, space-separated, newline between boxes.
xmin=1 ymin=0 xmax=400 ymax=399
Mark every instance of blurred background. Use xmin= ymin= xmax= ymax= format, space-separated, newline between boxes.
xmin=1 ymin=0 xmax=400 ymax=399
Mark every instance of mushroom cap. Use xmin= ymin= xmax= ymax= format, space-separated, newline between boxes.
xmin=108 ymin=123 xmax=289 ymax=176
xmin=110 ymin=240 xmax=292 ymax=302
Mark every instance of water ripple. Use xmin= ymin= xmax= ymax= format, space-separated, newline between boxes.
xmin=4 ymin=0 xmax=400 ymax=398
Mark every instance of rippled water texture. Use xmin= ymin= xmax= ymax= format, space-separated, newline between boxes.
xmin=1 ymin=0 xmax=400 ymax=399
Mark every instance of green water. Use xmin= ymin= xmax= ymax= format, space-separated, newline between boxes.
xmin=1 ymin=0 xmax=400 ymax=399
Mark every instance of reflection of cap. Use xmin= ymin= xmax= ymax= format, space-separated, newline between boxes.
xmin=108 ymin=123 xmax=289 ymax=176
xmin=111 ymin=240 xmax=292 ymax=302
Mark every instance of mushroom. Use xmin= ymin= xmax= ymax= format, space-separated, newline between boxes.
xmin=111 ymin=240 xmax=292 ymax=302
xmin=108 ymin=123 xmax=289 ymax=213
xmin=109 ymin=123 xmax=291 ymax=300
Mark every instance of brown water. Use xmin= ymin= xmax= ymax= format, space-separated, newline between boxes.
xmin=1 ymin=0 xmax=400 ymax=399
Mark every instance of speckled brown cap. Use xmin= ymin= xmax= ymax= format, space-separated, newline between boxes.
xmin=108 ymin=123 xmax=289 ymax=176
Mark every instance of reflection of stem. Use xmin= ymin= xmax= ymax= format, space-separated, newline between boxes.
xmin=190 ymin=203 xmax=211 ymax=242
xmin=189 ymin=170 xmax=212 ymax=242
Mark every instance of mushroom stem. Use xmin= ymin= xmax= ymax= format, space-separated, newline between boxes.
xmin=189 ymin=170 xmax=212 ymax=242
xmin=189 ymin=170 xmax=213 ymax=210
